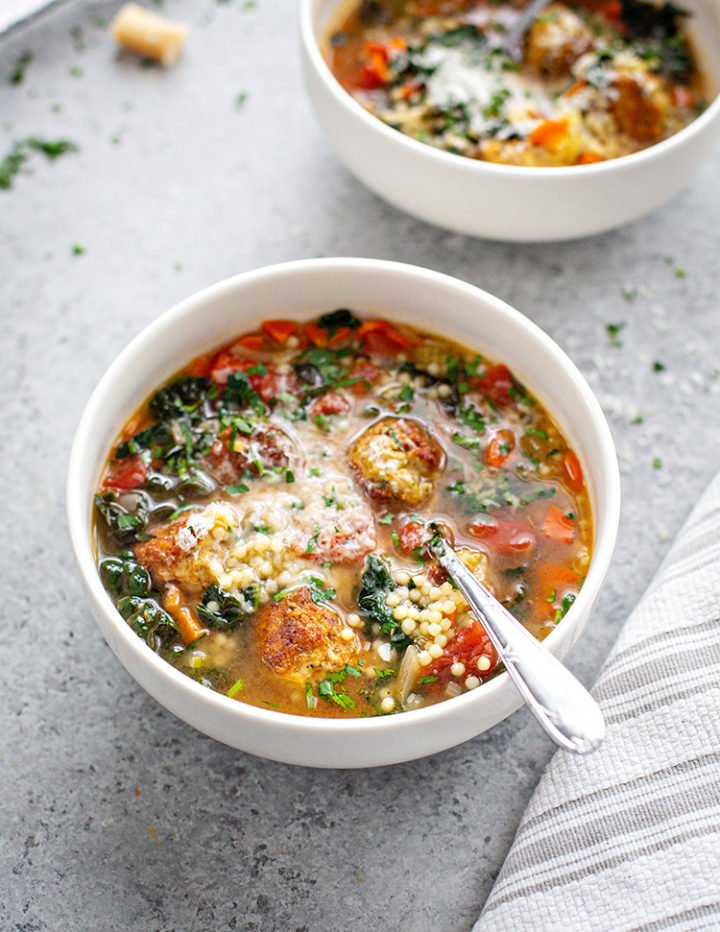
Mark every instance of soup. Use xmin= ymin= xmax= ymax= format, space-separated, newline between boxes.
xmin=94 ymin=310 xmax=592 ymax=717
xmin=325 ymin=0 xmax=710 ymax=166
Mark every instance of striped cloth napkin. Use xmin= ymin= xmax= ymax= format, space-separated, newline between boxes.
xmin=474 ymin=473 xmax=720 ymax=932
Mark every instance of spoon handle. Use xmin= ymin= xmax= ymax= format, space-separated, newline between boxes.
xmin=431 ymin=539 xmax=605 ymax=754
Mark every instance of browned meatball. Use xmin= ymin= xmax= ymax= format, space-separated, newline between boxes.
xmin=349 ymin=417 xmax=444 ymax=506
xmin=134 ymin=511 xmax=212 ymax=594
xmin=203 ymin=422 xmax=301 ymax=485
xmin=609 ymin=74 xmax=669 ymax=142
xmin=256 ymin=587 xmax=361 ymax=682
xmin=524 ymin=5 xmax=592 ymax=78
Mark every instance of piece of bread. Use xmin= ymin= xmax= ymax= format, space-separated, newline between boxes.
xmin=111 ymin=3 xmax=189 ymax=67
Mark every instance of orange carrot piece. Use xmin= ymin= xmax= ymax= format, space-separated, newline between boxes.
xmin=576 ymin=151 xmax=604 ymax=165
xmin=542 ymin=505 xmax=575 ymax=544
xmin=237 ymin=333 xmax=265 ymax=350
xmin=565 ymin=80 xmax=587 ymax=98
xmin=304 ymin=322 xmax=330 ymax=347
xmin=529 ymin=118 xmax=570 ymax=151
xmin=164 ymin=585 xmax=206 ymax=645
xmin=261 ymin=319 xmax=298 ymax=344
xmin=562 ymin=450 xmax=584 ymax=492
xmin=535 ymin=562 xmax=579 ymax=595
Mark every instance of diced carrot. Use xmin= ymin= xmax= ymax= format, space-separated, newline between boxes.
xmin=529 ymin=118 xmax=570 ymax=151
xmin=261 ymin=319 xmax=298 ymax=344
xmin=400 ymin=78 xmax=422 ymax=100
xmin=565 ymin=80 xmax=587 ymax=98
xmin=237 ymin=333 xmax=265 ymax=350
xmin=164 ymin=584 xmax=206 ymax=645
xmin=534 ymin=563 xmax=579 ymax=621
xmin=118 ymin=409 xmax=153 ymax=443
xmin=389 ymin=36 xmax=407 ymax=51
xmin=575 ymin=151 xmax=604 ymax=164
xmin=304 ymin=322 xmax=330 ymax=347
xmin=542 ymin=505 xmax=575 ymax=544
xmin=535 ymin=562 xmax=578 ymax=595
xmin=562 ymin=450 xmax=584 ymax=492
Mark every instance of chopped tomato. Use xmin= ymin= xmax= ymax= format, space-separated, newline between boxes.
xmin=358 ymin=320 xmax=415 ymax=354
xmin=485 ymin=429 xmax=515 ymax=468
xmin=261 ymin=320 xmax=298 ymax=344
xmin=672 ymin=86 xmax=696 ymax=108
xmin=356 ymin=41 xmax=390 ymax=89
xmin=600 ymin=0 xmax=622 ymax=20
xmin=529 ymin=118 xmax=570 ymax=151
xmin=310 ymin=391 xmax=351 ymax=417
xmin=468 ymin=519 xmax=535 ymax=555
xmin=425 ymin=619 xmax=498 ymax=678
xmin=396 ymin=521 xmax=430 ymax=553
xmin=102 ymin=454 xmax=148 ymax=492
xmin=209 ymin=352 xmax=261 ymax=388
xmin=347 ymin=359 xmax=383 ymax=394
xmin=469 ymin=364 xmax=515 ymax=407
xmin=541 ymin=505 xmax=575 ymax=544
xmin=562 ymin=450 xmax=584 ymax=492
xmin=189 ymin=355 xmax=213 ymax=378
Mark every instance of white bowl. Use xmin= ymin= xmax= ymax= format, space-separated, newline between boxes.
xmin=67 ymin=258 xmax=620 ymax=767
xmin=300 ymin=0 xmax=720 ymax=242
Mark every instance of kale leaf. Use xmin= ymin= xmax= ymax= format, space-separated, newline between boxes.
xmin=117 ymin=596 xmax=177 ymax=652
xmin=358 ymin=554 xmax=413 ymax=650
xmin=99 ymin=550 xmax=150 ymax=598
xmin=94 ymin=490 xmax=150 ymax=542
xmin=149 ymin=376 xmax=209 ymax=419
xmin=317 ymin=308 xmax=361 ymax=336
xmin=196 ymin=583 xmax=259 ymax=631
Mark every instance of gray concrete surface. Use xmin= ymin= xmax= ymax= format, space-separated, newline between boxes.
xmin=1 ymin=1 xmax=719 ymax=930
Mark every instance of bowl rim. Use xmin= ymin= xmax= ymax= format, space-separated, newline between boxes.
xmin=299 ymin=0 xmax=720 ymax=180
xmin=67 ymin=257 xmax=621 ymax=741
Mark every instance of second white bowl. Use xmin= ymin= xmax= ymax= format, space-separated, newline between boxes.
xmin=300 ymin=0 xmax=720 ymax=242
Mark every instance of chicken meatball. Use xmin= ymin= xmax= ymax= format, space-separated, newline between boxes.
xmin=608 ymin=73 xmax=670 ymax=142
xmin=257 ymin=586 xmax=361 ymax=682
xmin=524 ymin=5 xmax=593 ymax=78
xmin=203 ymin=422 xmax=301 ymax=486
xmin=349 ymin=417 xmax=444 ymax=506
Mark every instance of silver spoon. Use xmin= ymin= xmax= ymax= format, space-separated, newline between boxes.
xmin=428 ymin=533 xmax=605 ymax=754
xmin=491 ymin=0 xmax=554 ymax=59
